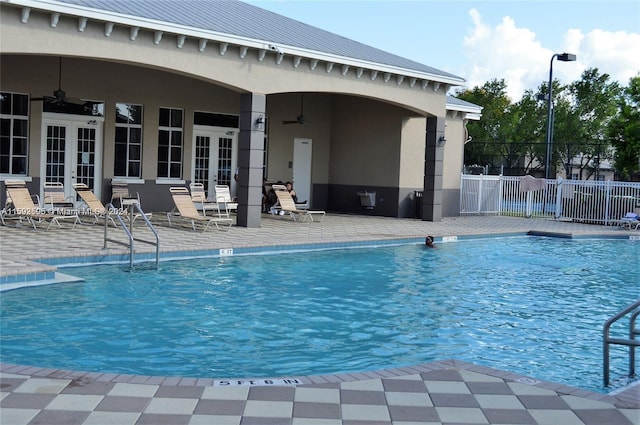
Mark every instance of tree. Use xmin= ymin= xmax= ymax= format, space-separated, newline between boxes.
xmin=553 ymin=68 xmax=620 ymax=179
xmin=608 ymin=75 xmax=640 ymax=180
xmin=456 ymin=79 xmax=515 ymax=174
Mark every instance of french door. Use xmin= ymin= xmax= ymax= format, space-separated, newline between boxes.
xmin=41 ymin=115 xmax=103 ymax=202
xmin=192 ymin=127 xmax=237 ymax=198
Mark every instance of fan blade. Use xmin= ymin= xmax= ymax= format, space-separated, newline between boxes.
xmin=65 ymin=96 xmax=86 ymax=105
xmin=282 ymin=120 xmax=299 ymax=125
xmin=31 ymin=96 xmax=55 ymax=102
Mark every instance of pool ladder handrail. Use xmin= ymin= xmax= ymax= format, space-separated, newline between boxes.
xmin=103 ymin=203 xmax=160 ymax=268
xmin=603 ymin=299 xmax=640 ymax=387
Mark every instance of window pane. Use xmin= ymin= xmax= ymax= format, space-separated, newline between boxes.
xmin=115 ymin=126 xmax=127 ymax=142
xmin=171 ymin=109 xmax=183 ymax=127
xmin=128 ymin=162 xmax=140 ymax=177
xmin=13 ymin=138 xmax=27 ymax=155
xmin=0 ymin=118 xmax=9 ymax=137
xmin=0 ymin=137 xmax=9 ymax=154
xmin=12 ymin=157 xmax=27 ymax=174
xmin=129 ymin=145 xmax=140 ymax=161
xmin=157 ymin=162 xmax=168 ymax=177
xmin=114 ymin=144 xmax=127 ymax=162
xmin=12 ymin=94 xmax=29 ymax=116
xmin=158 ymin=130 xmax=169 ymax=146
xmin=157 ymin=145 xmax=168 ymax=161
xmin=114 ymin=159 xmax=126 ymax=176
xmin=13 ymin=119 xmax=28 ymax=137
xmin=0 ymin=93 xmax=10 ymax=115
xmin=171 ymin=131 xmax=182 ymax=146
xmin=170 ymin=162 xmax=181 ymax=178
xmin=130 ymin=128 xmax=141 ymax=144
xmin=0 ymin=156 xmax=9 ymax=173
xmin=159 ymin=108 xmax=170 ymax=127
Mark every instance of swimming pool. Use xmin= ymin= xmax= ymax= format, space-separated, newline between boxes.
xmin=1 ymin=236 xmax=638 ymax=393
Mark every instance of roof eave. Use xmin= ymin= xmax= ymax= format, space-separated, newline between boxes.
xmin=6 ymin=0 xmax=465 ymax=86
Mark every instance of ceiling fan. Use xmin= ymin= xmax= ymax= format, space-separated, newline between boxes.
xmin=31 ymin=57 xmax=84 ymax=105
xmin=282 ymin=93 xmax=307 ymax=125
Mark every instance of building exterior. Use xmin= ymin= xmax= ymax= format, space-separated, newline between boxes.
xmin=0 ymin=0 xmax=481 ymax=226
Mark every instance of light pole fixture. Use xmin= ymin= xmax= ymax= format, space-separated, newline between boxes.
xmin=544 ymin=52 xmax=576 ymax=180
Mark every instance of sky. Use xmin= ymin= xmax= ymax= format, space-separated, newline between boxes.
xmin=244 ymin=0 xmax=640 ymax=101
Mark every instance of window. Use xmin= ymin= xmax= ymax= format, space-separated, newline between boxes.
xmin=157 ymin=107 xmax=183 ymax=179
xmin=114 ymin=103 xmax=143 ymax=177
xmin=0 ymin=92 xmax=29 ymax=175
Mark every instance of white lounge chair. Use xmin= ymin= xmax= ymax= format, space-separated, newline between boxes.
xmin=43 ymin=181 xmax=78 ymax=217
xmin=110 ymin=179 xmax=152 ymax=222
xmin=274 ymin=188 xmax=325 ymax=222
xmin=213 ymin=185 xmax=238 ymax=214
xmin=167 ymin=187 xmax=233 ymax=231
xmin=189 ymin=183 xmax=220 ymax=216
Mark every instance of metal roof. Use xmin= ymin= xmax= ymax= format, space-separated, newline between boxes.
xmin=11 ymin=0 xmax=465 ymax=85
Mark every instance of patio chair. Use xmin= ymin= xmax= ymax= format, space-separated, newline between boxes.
xmin=73 ymin=183 xmax=118 ymax=227
xmin=615 ymin=212 xmax=640 ymax=230
xmin=7 ymin=185 xmax=79 ymax=230
xmin=189 ymin=183 xmax=219 ymax=216
xmin=274 ymin=188 xmax=325 ymax=222
xmin=268 ymin=184 xmax=309 ymax=216
xmin=167 ymin=187 xmax=233 ymax=231
xmin=110 ymin=179 xmax=152 ymax=222
xmin=1 ymin=180 xmax=31 ymax=226
xmin=43 ymin=181 xmax=77 ymax=215
xmin=213 ymin=185 xmax=238 ymax=213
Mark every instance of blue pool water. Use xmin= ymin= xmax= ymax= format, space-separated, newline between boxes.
xmin=1 ymin=236 xmax=638 ymax=393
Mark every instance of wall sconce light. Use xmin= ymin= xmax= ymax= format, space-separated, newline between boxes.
xmin=255 ymin=115 xmax=265 ymax=130
xmin=438 ymin=135 xmax=447 ymax=145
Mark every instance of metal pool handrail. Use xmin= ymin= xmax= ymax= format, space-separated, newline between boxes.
xmin=603 ymin=299 xmax=640 ymax=387
xmin=103 ymin=203 xmax=159 ymax=268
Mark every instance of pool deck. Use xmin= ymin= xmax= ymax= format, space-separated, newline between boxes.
xmin=1 ymin=213 xmax=639 ymax=425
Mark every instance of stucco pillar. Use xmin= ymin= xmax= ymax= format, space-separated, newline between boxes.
xmin=422 ymin=116 xmax=445 ymax=222
xmin=236 ymin=93 xmax=266 ymax=227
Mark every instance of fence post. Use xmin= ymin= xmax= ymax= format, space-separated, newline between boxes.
xmin=498 ymin=174 xmax=504 ymax=216
xmin=555 ymin=178 xmax=563 ymax=219
xmin=604 ymin=180 xmax=612 ymax=225
xmin=477 ymin=174 xmax=484 ymax=213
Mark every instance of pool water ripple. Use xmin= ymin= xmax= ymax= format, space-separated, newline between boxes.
xmin=1 ymin=236 xmax=638 ymax=392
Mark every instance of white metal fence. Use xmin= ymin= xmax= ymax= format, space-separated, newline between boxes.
xmin=460 ymin=174 xmax=640 ymax=224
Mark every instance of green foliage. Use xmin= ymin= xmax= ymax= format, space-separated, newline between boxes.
xmin=608 ymin=75 xmax=640 ymax=180
xmin=456 ymin=68 xmax=635 ymax=180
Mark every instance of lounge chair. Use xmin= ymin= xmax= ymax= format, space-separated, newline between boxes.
xmin=7 ymin=185 xmax=79 ymax=230
xmin=213 ymin=185 xmax=238 ymax=213
xmin=73 ymin=183 xmax=118 ymax=227
xmin=268 ymin=184 xmax=310 ymax=216
xmin=1 ymin=180 xmax=31 ymax=226
xmin=274 ymin=188 xmax=325 ymax=222
xmin=110 ymin=179 xmax=152 ymax=221
xmin=167 ymin=187 xmax=233 ymax=231
xmin=43 ymin=182 xmax=77 ymax=215
xmin=615 ymin=212 xmax=640 ymax=230
xmin=189 ymin=183 xmax=219 ymax=215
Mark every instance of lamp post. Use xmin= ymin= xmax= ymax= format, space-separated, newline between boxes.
xmin=544 ymin=52 xmax=576 ymax=180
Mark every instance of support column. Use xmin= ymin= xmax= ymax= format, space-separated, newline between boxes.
xmin=236 ymin=93 xmax=266 ymax=228
xmin=422 ymin=116 xmax=445 ymax=222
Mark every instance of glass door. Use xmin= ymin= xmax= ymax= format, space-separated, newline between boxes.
xmin=192 ymin=128 xmax=236 ymax=198
xmin=41 ymin=116 xmax=103 ymax=201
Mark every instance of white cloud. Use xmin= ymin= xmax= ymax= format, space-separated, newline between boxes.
xmin=458 ymin=9 xmax=640 ymax=101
